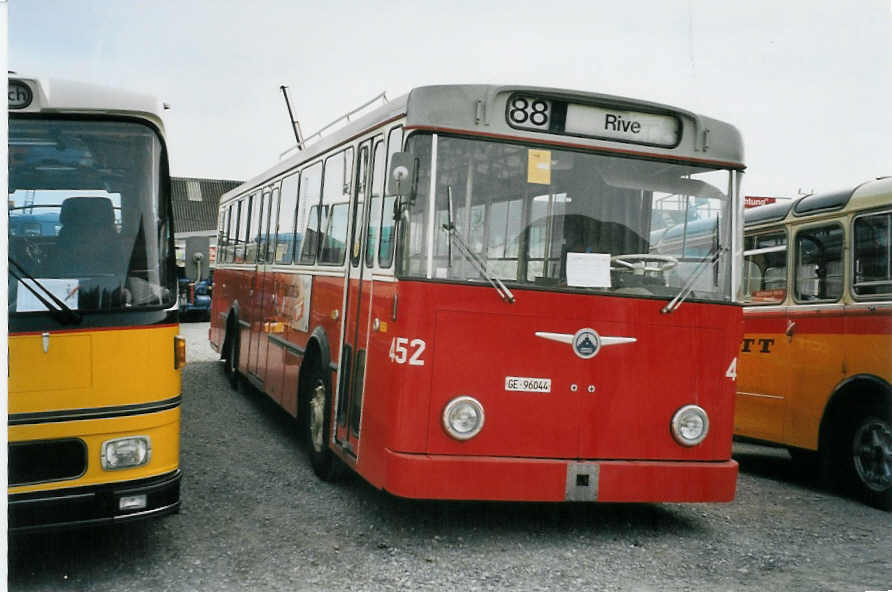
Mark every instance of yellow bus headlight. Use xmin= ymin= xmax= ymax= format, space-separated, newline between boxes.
xmin=101 ymin=436 xmax=151 ymax=470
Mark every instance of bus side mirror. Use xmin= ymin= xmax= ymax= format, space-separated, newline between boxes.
xmin=387 ymin=152 xmax=417 ymax=201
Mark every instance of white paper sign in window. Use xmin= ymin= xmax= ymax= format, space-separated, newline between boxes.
xmin=17 ymin=279 xmax=79 ymax=312
xmin=566 ymin=253 xmax=611 ymax=288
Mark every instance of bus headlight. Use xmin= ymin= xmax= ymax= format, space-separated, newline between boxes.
xmin=670 ymin=405 xmax=709 ymax=446
xmin=101 ymin=436 xmax=151 ymax=470
xmin=442 ymin=396 xmax=485 ymax=440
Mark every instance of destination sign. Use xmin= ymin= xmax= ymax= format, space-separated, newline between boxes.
xmin=506 ymin=94 xmax=681 ymax=148
xmin=8 ymin=80 xmax=33 ymax=110
xmin=564 ymin=104 xmax=679 ymax=147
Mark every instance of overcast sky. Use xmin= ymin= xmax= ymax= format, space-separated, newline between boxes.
xmin=8 ymin=0 xmax=892 ymax=198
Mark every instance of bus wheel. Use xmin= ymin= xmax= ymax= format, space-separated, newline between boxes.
xmin=847 ymin=406 xmax=892 ymax=511
xmin=224 ymin=326 xmax=240 ymax=389
xmin=305 ymin=369 xmax=339 ymax=481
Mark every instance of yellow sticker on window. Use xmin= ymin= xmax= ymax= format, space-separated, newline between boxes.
xmin=527 ymin=149 xmax=551 ymax=185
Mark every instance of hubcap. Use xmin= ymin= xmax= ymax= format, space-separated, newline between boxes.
xmin=853 ymin=417 xmax=892 ymax=492
xmin=309 ymin=382 xmax=326 ymax=453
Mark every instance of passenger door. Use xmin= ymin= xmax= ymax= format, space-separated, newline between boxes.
xmin=248 ymin=187 xmax=274 ymax=378
xmin=254 ymin=185 xmax=280 ymax=383
xmin=736 ymin=228 xmax=790 ymax=442
xmin=784 ymin=222 xmax=845 ymax=449
xmin=336 ymin=139 xmax=374 ymax=454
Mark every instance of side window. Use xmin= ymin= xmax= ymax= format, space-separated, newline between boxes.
xmin=219 ymin=205 xmax=231 ymax=263
xmin=378 ymin=127 xmax=403 ymax=268
xmin=397 ymin=133 xmax=433 ymax=277
xmin=258 ymin=188 xmax=275 ymax=263
xmin=275 ymin=172 xmax=300 ymax=265
xmin=366 ymin=139 xmax=385 ymax=267
xmin=297 ymin=162 xmax=323 ymax=264
xmin=245 ymin=191 xmax=262 ymax=263
xmin=742 ymin=229 xmax=787 ymax=304
xmin=230 ymin=202 xmax=239 ymax=263
xmin=319 ymin=148 xmax=354 ymax=265
xmin=217 ymin=206 xmax=227 ymax=263
xmin=794 ymin=224 xmax=843 ymax=302
xmin=853 ymin=211 xmax=892 ymax=298
xmin=351 ymin=144 xmax=371 ymax=268
xmin=234 ymin=198 xmax=249 ymax=264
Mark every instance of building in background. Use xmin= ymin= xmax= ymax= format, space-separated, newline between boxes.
xmin=171 ymin=176 xmax=242 ymax=267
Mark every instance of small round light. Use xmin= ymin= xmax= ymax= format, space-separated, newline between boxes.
xmin=442 ymin=396 xmax=485 ymax=440
xmin=670 ymin=405 xmax=709 ymax=446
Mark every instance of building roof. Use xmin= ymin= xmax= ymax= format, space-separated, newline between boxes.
xmin=171 ymin=176 xmax=242 ymax=235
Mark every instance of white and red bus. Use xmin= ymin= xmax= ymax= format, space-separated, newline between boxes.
xmin=210 ymin=85 xmax=745 ymax=503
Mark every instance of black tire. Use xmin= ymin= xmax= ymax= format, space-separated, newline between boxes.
xmin=304 ymin=366 xmax=341 ymax=481
xmin=844 ymin=405 xmax=892 ymax=511
xmin=224 ymin=324 xmax=240 ymax=389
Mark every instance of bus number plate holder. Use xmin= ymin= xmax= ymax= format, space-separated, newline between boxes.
xmin=565 ymin=462 xmax=599 ymax=501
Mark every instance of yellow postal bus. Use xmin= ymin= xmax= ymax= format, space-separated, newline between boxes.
xmin=737 ymin=177 xmax=892 ymax=510
xmin=7 ymin=74 xmax=184 ymax=531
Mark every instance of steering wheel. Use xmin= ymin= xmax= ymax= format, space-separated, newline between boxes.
xmin=611 ymin=253 xmax=679 ymax=274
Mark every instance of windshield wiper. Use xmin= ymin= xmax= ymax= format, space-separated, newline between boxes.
xmin=442 ymin=186 xmax=515 ymax=304
xmin=8 ymin=256 xmax=82 ymax=324
xmin=660 ymin=245 xmax=723 ymax=315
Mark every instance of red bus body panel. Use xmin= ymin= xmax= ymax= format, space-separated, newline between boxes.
xmin=212 ymin=270 xmax=739 ymax=503
xmin=382 ymin=452 xmax=737 ymax=502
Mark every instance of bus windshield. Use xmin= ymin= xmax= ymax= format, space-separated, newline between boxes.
xmin=399 ymin=133 xmax=735 ymax=303
xmin=8 ymin=118 xmax=174 ymax=314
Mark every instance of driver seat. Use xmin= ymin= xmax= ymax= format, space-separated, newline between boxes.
xmin=53 ymin=197 xmax=120 ymax=276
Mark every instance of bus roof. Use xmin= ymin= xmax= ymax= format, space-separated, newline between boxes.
xmin=792 ymin=186 xmax=856 ymax=216
xmin=743 ymin=200 xmax=795 ymax=226
xmin=222 ymin=84 xmax=745 ymax=204
xmin=744 ymin=176 xmax=892 ymax=229
xmin=8 ymin=73 xmax=167 ymax=136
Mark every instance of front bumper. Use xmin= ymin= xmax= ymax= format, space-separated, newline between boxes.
xmin=381 ymin=451 xmax=738 ymax=502
xmin=9 ymin=470 xmax=181 ymax=533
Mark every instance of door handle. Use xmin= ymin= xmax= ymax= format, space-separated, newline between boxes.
xmin=785 ymin=320 xmax=796 ymax=339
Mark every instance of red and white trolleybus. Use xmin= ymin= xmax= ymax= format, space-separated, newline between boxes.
xmin=210 ymin=85 xmax=745 ymax=502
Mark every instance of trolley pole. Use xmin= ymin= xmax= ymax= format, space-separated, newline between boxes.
xmin=279 ymin=85 xmax=304 ymax=151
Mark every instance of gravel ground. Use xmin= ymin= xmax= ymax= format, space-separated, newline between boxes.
xmin=8 ymin=322 xmax=891 ymax=591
